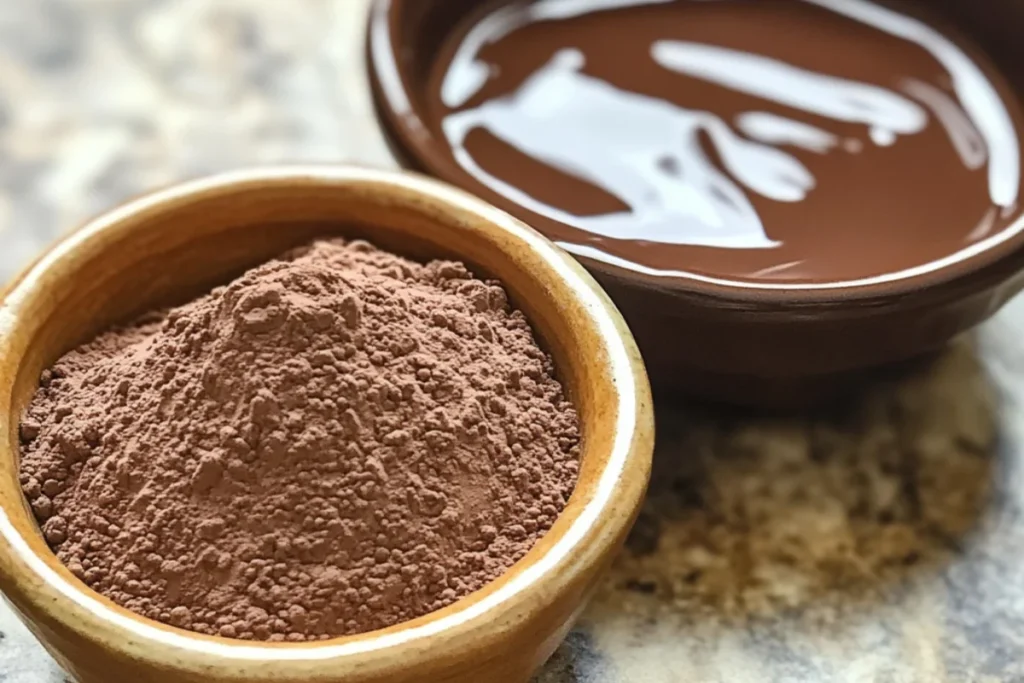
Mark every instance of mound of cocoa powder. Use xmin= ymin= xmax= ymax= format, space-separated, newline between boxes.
xmin=19 ymin=238 xmax=580 ymax=641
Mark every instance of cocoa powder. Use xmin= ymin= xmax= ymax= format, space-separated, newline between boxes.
xmin=19 ymin=238 xmax=580 ymax=641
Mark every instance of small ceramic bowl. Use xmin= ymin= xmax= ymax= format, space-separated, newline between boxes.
xmin=366 ymin=0 xmax=1024 ymax=407
xmin=0 ymin=167 xmax=654 ymax=682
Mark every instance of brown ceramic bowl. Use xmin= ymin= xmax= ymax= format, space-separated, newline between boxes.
xmin=366 ymin=0 xmax=1024 ymax=407
xmin=0 ymin=167 xmax=654 ymax=682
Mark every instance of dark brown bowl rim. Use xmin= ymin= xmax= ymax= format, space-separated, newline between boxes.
xmin=364 ymin=0 xmax=1024 ymax=311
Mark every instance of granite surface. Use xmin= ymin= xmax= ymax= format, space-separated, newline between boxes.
xmin=2 ymin=0 xmax=1024 ymax=681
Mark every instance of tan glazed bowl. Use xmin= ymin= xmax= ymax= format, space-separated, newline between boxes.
xmin=0 ymin=167 xmax=654 ymax=683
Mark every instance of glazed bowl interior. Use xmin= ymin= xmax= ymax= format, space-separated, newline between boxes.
xmin=0 ymin=167 xmax=652 ymax=682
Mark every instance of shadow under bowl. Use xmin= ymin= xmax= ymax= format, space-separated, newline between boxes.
xmin=0 ymin=166 xmax=654 ymax=683
xmin=366 ymin=0 xmax=1024 ymax=408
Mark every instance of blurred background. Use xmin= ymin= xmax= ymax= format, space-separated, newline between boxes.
xmin=0 ymin=0 xmax=390 ymax=282
xmin=4 ymin=1 xmax=1024 ymax=682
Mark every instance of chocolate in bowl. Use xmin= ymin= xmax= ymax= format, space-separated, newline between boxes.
xmin=367 ymin=0 xmax=1024 ymax=406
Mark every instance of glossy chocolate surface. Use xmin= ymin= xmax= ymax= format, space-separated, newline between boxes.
xmin=423 ymin=0 xmax=1024 ymax=287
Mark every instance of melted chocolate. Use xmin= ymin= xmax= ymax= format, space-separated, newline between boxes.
xmin=423 ymin=0 xmax=1024 ymax=286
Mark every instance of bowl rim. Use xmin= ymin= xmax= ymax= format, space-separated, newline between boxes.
xmin=365 ymin=0 xmax=1024 ymax=308
xmin=0 ymin=166 xmax=653 ymax=676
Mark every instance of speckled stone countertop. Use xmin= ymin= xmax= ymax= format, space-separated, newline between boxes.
xmin=3 ymin=1 xmax=1024 ymax=681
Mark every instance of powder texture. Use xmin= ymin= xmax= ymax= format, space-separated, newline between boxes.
xmin=19 ymin=238 xmax=580 ymax=641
